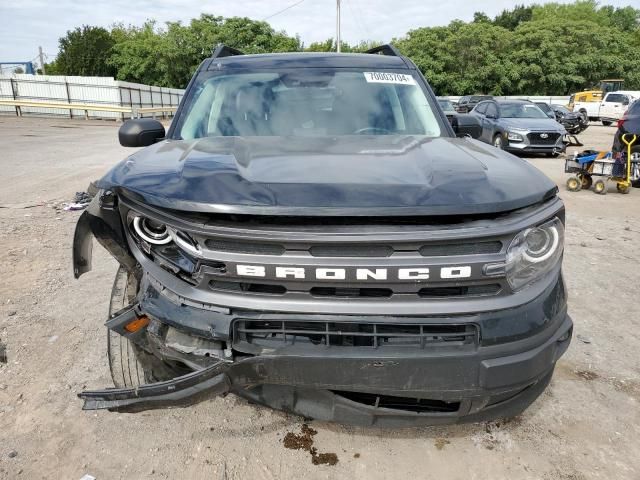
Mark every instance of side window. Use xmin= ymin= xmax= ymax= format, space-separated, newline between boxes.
xmin=475 ymin=102 xmax=487 ymax=114
xmin=629 ymin=100 xmax=640 ymax=114
xmin=486 ymin=104 xmax=498 ymax=118
xmin=576 ymin=94 xmax=587 ymax=102
xmin=605 ymin=93 xmax=624 ymax=103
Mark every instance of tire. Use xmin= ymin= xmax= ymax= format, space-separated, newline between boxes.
xmin=577 ymin=173 xmax=592 ymax=190
xmin=593 ymin=179 xmax=607 ymax=195
xmin=602 ymin=121 xmax=612 ymax=126
xmin=107 ymin=266 xmax=178 ymax=387
xmin=566 ymin=176 xmax=581 ymax=192
xmin=493 ymin=134 xmax=504 ymax=150
xmin=617 ymin=183 xmax=630 ymax=194
xmin=578 ymin=110 xmax=588 ymax=124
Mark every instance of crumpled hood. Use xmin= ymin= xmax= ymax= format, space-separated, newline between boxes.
xmin=98 ymin=135 xmax=557 ymax=216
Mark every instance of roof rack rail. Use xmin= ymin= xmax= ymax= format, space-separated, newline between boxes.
xmin=211 ymin=44 xmax=245 ymax=59
xmin=365 ymin=44 xmax=402 ymax=57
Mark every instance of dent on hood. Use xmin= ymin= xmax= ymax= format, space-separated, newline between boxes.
xmin=97 ymin=135 xmax=557 ymax=216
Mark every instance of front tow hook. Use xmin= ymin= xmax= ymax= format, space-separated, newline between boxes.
xmin=78 ymin=361 xmax=231 ymax=412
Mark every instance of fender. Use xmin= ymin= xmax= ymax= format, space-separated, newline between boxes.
xmin=73 ymin=192 xmax=137 ymax=279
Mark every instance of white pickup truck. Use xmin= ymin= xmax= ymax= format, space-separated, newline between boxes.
xmin=574 ymin=91 xmax=640 ymax=126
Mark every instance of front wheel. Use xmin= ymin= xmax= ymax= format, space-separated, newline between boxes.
xmin=493 ymin=134 xmax=504 ymax=150
xmin=566 ymin=176 xmax=581 ymax=192
xmin=107 ymin=266 xmax=177 ymax=387
xmin=593 ymin=179 xmax=607 ymax=195
xmin=617 ymin=183 xmax=631 ymax=194
xmin=602 ymin=120 xmax=612 ymax=126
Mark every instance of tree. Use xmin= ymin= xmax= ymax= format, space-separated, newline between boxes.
xmin=54 ymin=26 xmax=116 ymax=77
xmin=493 ymin=5 xmax=533 ymax=30
xmin=108 ymin=15 xmax=301 ymax=87
xmin=395 ymin=21 xmax=518 ymax=95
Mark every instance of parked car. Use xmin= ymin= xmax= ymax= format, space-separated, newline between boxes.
xmin=471 ymin=99 xmax=567 ymax=156
xmin=437 ymin=97 xmax=457 ymax=121
xmin=455 ymin=95 xmax=493 ymax=113
xmin=73 ymin=44 xmax=571 ymax=427
xmin=572 ymin=91 xmax=640 ymax=126
xmin=535 ymin=102 xmax=589 ymax=135
xmin=612 ymin=99 xmax=640 ymax=187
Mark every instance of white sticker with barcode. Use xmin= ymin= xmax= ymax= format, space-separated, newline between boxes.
xmin=363 ymin=72 xmax=417 ymax=85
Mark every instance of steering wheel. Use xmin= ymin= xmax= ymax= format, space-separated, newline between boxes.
xmin=353 ymin=127 xmax=391 ymax=135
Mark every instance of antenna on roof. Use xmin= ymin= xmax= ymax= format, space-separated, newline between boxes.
xmin=211 ymin=44 xmax=245 ymax=59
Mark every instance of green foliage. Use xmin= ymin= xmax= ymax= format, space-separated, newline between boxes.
xmin=396 ymin=1 xmax=640 ymax=95
xmin=53 ymin=26 xmax=116 ymax=77
xmin=493 ymin=5 xmax=533 ymax=30
xmin=46 ymin=2 xmax=640 ymax=93
xmin=108 ymin=15 xmax=302 ymax=87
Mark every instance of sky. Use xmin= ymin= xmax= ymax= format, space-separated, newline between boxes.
xmin=0 ymin=0 xmax=633 ymax=64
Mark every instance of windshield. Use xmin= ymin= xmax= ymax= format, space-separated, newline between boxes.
xmin=175 ymin=70 xmax=443 ymax=139
xmin=470 ymin=96 xmax=492 ymax=103
xmin=438 ymin=99 xmax=454 ymax=111
xmin=500 ymin=103 xmax=548 ymax=119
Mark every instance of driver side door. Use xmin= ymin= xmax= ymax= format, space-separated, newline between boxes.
xmin=482 ymin=103 xmax=499 ymax=142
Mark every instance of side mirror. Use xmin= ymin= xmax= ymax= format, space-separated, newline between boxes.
xmin=452 ymin=114 xmax=482 ymax=139
xmin=119 ymin=119 xmax=166 ymax=147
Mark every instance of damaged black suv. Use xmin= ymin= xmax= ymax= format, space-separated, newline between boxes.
xmin=73 ymin=44 xmax=572 ymax=426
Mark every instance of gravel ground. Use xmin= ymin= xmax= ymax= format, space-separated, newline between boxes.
xmin=0 ymin=117 xmax=639 ymax=480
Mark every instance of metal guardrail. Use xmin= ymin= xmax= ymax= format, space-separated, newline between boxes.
xmin=0 ymin=99 xmax=132 ymax=119
xmin=134 ymin=106 xmax=178 ymax=118
xmin=0 ymin=99 xmax=179 ymax=120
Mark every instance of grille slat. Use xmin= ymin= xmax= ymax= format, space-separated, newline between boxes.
xmin=233 ymin=320 xmax=477 ymax=352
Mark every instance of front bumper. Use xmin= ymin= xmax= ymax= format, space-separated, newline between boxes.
xmin=80 ymin=272 xmax=572 ymax=426
xmin=80 ymin=313 xmax=571 ymax=426
xmin=504 ymin=132 xmax=566 ymax=154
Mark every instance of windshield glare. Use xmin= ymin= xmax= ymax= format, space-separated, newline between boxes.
xmin=500 ymin=103 xmax=548 ymax=119
xmin=176 ymin=70 xmax=442 ymax=139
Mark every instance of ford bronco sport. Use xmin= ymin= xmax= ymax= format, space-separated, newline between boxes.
xmin=74 ymin=44 xmax=572 ymax=426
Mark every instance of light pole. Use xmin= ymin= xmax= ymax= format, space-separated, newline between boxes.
xmin=336 ymin=0 xmax=341 ymax=53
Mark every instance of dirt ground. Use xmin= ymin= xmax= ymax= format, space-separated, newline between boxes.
xmin=0 ymin=117 xmax=639 ymax=480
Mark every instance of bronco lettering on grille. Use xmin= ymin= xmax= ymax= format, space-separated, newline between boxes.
xmin=236 ymin=265 xmax=473 ymax=281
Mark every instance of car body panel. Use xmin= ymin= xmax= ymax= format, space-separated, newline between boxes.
xmin=97 ymin=135 xmax=556 ymax=216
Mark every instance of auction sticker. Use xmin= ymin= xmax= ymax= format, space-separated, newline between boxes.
xmin=363 ymin=72 xmax=417 ymax=85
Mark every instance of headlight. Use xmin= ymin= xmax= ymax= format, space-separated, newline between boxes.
xmin=507 ymin=131 xmax=524 ymax=142
xmin=505 ymin=217 xmax=564 ymax=290
xmin=131 ymin=215 xmax=172 ymax=245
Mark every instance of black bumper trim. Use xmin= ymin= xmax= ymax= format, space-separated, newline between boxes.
xmin=79 ymin=362 xmax=231 ymax=412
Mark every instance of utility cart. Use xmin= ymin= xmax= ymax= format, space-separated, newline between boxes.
xmin=565 ymin=134 xmax=638 ymax=194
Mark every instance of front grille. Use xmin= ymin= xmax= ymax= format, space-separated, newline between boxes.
xmin=204 ymin=239 xmax=285 ymax=256
xmin=419 ymin=241 xmax=502 ymax=256
xmin=233 ymin=320 xmax=478 ymax=351
xmin=332 ymin=391 xmax=460 ymax=413
xmin=418 ymin=284 xmax=501 ymax=298
xmin=528 ymin=132 xmax=561 ymax=145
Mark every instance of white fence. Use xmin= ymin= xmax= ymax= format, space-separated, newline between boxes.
xmin=0 ymin=74 xmax=185 ymax=119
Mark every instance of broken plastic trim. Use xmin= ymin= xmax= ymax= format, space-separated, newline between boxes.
xmin=79 ymin=361 xmax=231 ymax=412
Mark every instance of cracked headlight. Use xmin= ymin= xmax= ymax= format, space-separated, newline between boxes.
xmin=507 ymin=131 xmax=524 ymax=142
xmin=506 ymin=217 xmax=564 ymax=290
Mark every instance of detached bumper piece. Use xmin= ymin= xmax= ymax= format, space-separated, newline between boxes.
xmin=79 ymin=362 xmax=231 ymax=412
